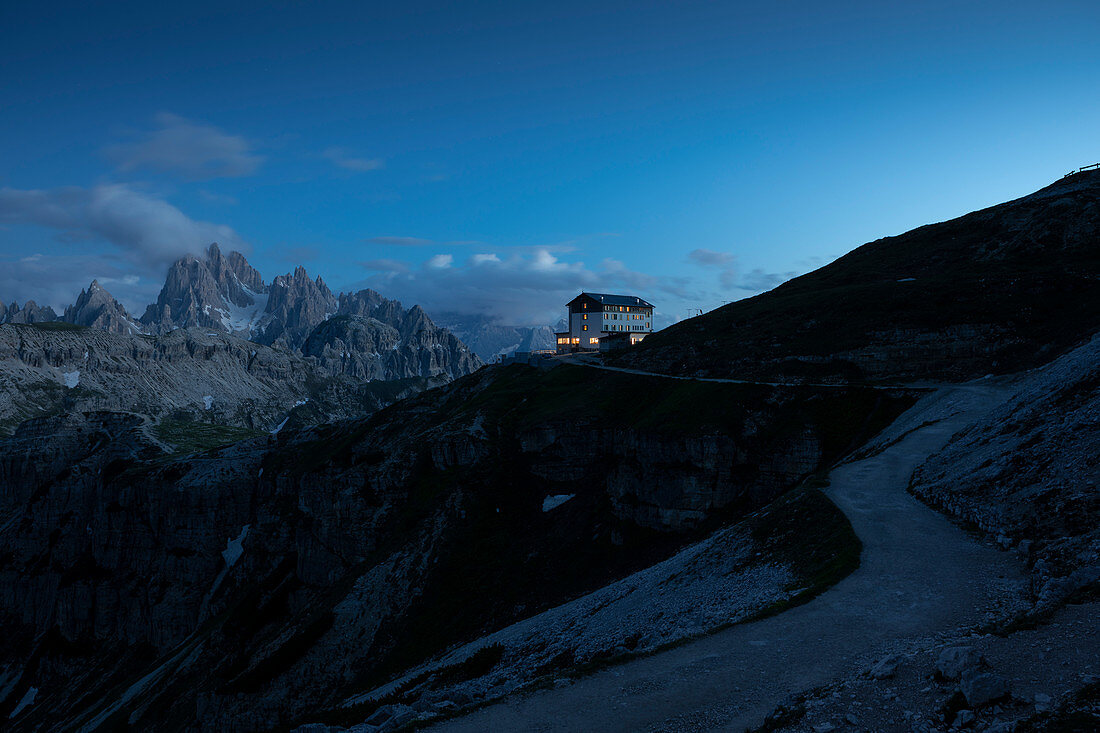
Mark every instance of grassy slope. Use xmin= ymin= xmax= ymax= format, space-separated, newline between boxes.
xmin=620 ymin=171 xmax=1100 ymax=381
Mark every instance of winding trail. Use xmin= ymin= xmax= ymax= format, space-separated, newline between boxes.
xmin=430 ymin=384 xmax=1026 ymax=732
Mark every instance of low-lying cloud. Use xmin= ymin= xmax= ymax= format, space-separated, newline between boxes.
xmin=105 ymin=113 xmax=263 ymax=180
xmin=0 ymin=184 xmax=245 ymax=310
xmin=0 ymin=252 xmax=161 ymax=314
xmin=323 ymin=147 xmax=384 ymax=172
xmin=352 ymin=249 xmax=691 ymax=325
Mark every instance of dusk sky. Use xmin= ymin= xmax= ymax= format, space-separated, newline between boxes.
xmin=2 ymin=1 xmax=1099 ymax=325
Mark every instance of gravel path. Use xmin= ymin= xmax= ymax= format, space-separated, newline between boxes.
xmin=429 ymin=384 xmax=1027 ymax=732
xmin=562 ymin=354 xmax=926 ymax=390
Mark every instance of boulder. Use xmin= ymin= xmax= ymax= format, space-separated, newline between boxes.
xmin=936 ymin=646 xmax=983 ymax=680
xmin=960 ymin=670 xmax=1010 ymax=708
xmin=954 ymin=709 xmax=975 ymax=727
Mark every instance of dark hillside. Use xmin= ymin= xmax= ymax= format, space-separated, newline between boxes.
xmin=619 ymin=170 xmax=1100 ymax=382
xmin=0 ymin=364 xmax=912 ymax=730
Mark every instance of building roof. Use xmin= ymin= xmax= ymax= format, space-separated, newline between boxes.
xmin=569 ymin=292 xmax=654 ymax=308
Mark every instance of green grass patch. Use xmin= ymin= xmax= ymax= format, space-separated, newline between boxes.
xmin=153 ymin=419 xmax=265 ymax=455
xmin=10 ymin=321 xmax=87 ymax=331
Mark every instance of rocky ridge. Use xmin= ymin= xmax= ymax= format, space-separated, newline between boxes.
xmin=0 ymin=300 xmax=57 ymax=325
xmin=0 ymin=245 xmax=481 ymax=435
xmin=0 ymin=323 xmax=441 ymax=436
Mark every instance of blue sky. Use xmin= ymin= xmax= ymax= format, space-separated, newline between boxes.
xmin=2 ymin=1 xmax=1099 ymax=324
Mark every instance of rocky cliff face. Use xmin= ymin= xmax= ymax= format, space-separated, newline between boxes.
xmin=621 ymin=169 xmax=1100 ymax=383
xmin=0 ymin=364 xmax=911 ymax=730
xmin=62 ymin=280 xmax=142 ymax=334
xmin=253 ymin=265 xmax=338 ymax=349
xmin=140 ymin=243 xmax=269 ymax=336
xmin=301 ymin=312 xmax=479 ymax=382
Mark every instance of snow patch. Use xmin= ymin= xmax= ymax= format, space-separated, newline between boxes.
xmin=203 ymin=395 xmax=213 ymax=410
xmin=897 ymin=277 xmax=916 ymax=282
xmin=9 ymin=686 xmax=36 ymax=718
xmin=270 ymin=417 xmax=289 ymax=434
xmin=222 ymin=525 xmax=251 ymax=567
xmin=294 ymin=398 xmax=310 ymax=407
xmin=62 ymin=370 xmax=80 ymax=389
xmin=542 ymin=494 xmax=575 ymax=512
xmin=219 ymin=290 xmax=269 ymax=336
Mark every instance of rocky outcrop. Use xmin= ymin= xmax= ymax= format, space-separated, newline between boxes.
xmin=301 ymin=313 xmax=479 ymax=381
xmin=0 ymin=364 xmax=911 ymax=730
xmin=62 ymin=279 xmax=142 ymax=334
xmin=252 ymin=266 xmax=338 ymax=349
xmin=911 ymin=333 xmax=1100 ymax=611
xmin=141 ymin=243 xmax=268 ymax=336
xmin=0 ymin=299 xmax=57 ymax=324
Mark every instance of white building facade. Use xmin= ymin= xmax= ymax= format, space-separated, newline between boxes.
xmin=555 ymin=292 xmax=654 ymax=353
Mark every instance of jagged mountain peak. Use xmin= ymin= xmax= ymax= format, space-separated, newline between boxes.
xmin=64 ymin=280 xmax=141 ymax=335
xmin=141 ymin=244 xmax=269 ymax=336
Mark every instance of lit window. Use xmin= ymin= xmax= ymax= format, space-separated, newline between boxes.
xmin=590 ymin=337 xmax=599 ymax=344
xmin=583 ymin=314 xmax=587 ymax=320
xmin=583 ymin=325 xmax=588 ymax=331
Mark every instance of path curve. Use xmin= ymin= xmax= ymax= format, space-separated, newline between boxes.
xmin=429 ymin=384 xmax=1025 ymax=732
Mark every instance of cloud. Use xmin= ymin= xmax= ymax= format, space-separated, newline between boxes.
xmin=105 ymin=113 xmax=263 ymax=180
xmin=736 ymin=268 xmax=795 ymax=291
xmin=365 ymin=235 xmax=482 ymax=247
xmin=198 ymin=189 xmax=239 ymax=205
xmin=346 ymin=248 xmax=693 ymax=325
xmin=360 ymin=258 xmax=410 ymax=274
xmin=0 ymin=252 xmax=160 ymax=314
xmin=323 ymin=147 xmax=384 ymax=172
xmin=0 ymin=184 xmax=244 ymax=268
xmin=687 ymin=248 xmax=736 ymax=267
xmin=425 ymin=253 xmax=453 ymax=269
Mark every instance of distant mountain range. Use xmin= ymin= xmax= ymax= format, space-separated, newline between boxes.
xmin=1 ymin=243 xmax=483 ymax=381
xmin=432 ymin=312 xmax=562 ymax=361
xmin=0 ymin=245 xmax=488 ymax=434
xmin=1 ymin=243 xmax=565 ymax=365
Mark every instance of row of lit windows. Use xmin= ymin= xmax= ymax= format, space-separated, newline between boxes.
xmin=579 ymin=302 xmax=651 ymax=313
xmin=556 ymin=336 xmax=619 ymax=345
xmin=581 ymin=313 xmax=648 ymax=321
xmin=578 ymin=321 xmax=651 ymax=331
